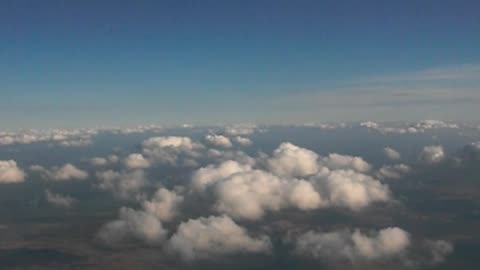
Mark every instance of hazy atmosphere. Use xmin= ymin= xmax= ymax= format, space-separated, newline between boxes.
xmin=1 ymin=1 xmax=479 ymax=270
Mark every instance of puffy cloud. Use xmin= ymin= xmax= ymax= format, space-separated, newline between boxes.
xmin=232 ymin=136 xmax=252 ymax=146
xmin=301 ymin=122 xmax=347 ymax=129
xmin=142 ymin=188 xmax=183 ymax=222
xmin=58 ymin=138 xmax=92 ymax=147
xmin=168 ymin=215 xmax=271 ymax=260
xmin=142 ymin=136 xmax=203 ymax=166
xmin=90 ymin=157 xmax=108 ymax=166
xmin=205 ymin=134 xmax=233 ymax=148
xmin=31 ymin=163 xmax=88 ymax=181
xmin=267 ymin=142 xmax=319 ymax=178
xmin=361 ymin=120 xmax=458 ymax=135
xmin=191 ymin=143 xmax=388 ymax=219
xmin=143 ymin=136 xmax=199 ymax=150
xmin=123 ymin=153 xmax=150 ymax=169
xmin=310 ymin=169 xmax=390 ymax=210
xmin=97 ymin=207 xmax=167 ymax=246
xmin=213 ymin=169 xmax=322 ymax=219
xmin=360 ymin=121 xmax=379 ymax=129
xmin=425 ymin=240 xmax=454 ymax=264
xmin=191 ymin=160 xmax=252 ymax=192
xmin=96 ymin=170 xmax=146 ymax=200
xmin=0 ymin=128 xmax=97 ymax=147
xmin=419 ymin=145 xmax=445 ymax=164
xmin=45 ymin=189 xmax=76 ymax=208
xmin=384 ymin=147 xmax=401 ymax=160
xmin=90 ymin=155 xmax=119 ymax=166
xmin=321 ymin=153 xmax=371 ymax=173
xmin=223 ymin=125 xmax=256 ymax=136
xmin=0 ymin=160 xmax=26 ymax=183
xmin=414 ymin=120 xmax=458 ymax=130
xmin=376 ymin=164 xmax=411 ymax=179
xmin=294 ymin=227 xmax=410 ymax=262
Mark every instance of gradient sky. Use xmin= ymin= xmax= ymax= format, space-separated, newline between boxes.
xmin=1 ymin=0 xmax=479 ymax=128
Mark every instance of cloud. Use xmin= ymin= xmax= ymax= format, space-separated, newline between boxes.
xmin=205 ymin=134 xmax=233 ymax=148
xmin=266 ymin=142 xmax=319 ymax=178
xmin=212 ymin=169 xmax=322 ymax=219
xmin=97 ymin=207 xmax=167 ymax=246
xmin=294 ymin=227 xmax=410 ymax=262
xmin=142 ymin=188 xmax=183 ymax=222
xmin=376 ymin=164 xmax=411 ymax=179
xmin=142 ymin=136 xmax=204 ymax=167
xmin=96 ymin=169 xmax=146 ymax=200
xmin=458 ymin=141 xmax=480 ymax=162
xmin=384 ymin=147 xmax=401 ymax=160
xmin=191 ymin=160 xmax=252 ymax=192
xmin=310 ymin=169 xmax=390 ymax=210
xmin=361 ymin=120 xmax=458 ymax=135
xmin=123 ymin=153 xmax=151 ymax=169
xmin=31 ymin=163 xmax=88 ymax=181
xmin=232 ymin=136 xmax=252 ymax=146
xmin=223 ymin=125 xmax=256 ymax=136
xmin=321 ymin=153 xmax=371 ymax=173
xmin=419 ymin=145 xmax=445 ymax=164
xmin=0 ymin=128 xmax=97 ymax=147
xmin=425 ymin=240 xmax=454 ymax=264
xmin=45 ymin=189 xmax=76 ymax=208
xmin=168 ymin=215 xmax=271 ymax=260
xmin=90 ymin=155 xmax=119 ymax=166
xmin=191 ymin=143 xmax=389 ymax=219
xmin=58 ymin=138 xmax=93 ymax=147
xmin=0 ymin=160 xmax=26 ymax=183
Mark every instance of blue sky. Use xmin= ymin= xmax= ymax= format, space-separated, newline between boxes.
xmin=1 ymin=0 xmax=479 ymax=128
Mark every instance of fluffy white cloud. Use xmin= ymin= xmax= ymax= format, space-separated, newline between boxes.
xmin=213 ymin=169 xmax=322 ymax=219
xmin=142 ymin=188 xmax=183 ymax=222
xmin=191 ymin=143 xmax=389 ymax=219
xmin=376 ymin=164 xmax=411 ymax=179
xmin=96 ymin=170 xmax=146 ymax=199
xmin=45 ymin=189 xmax=76 ymax=208
xmin=267 ymin=142 xmax=319 ymax=178
xmin=31 ymin=164 xmax=88 ymax=181
xmin=58 ymin=138 xmax=92 ymax=147
xmin=191 ymin=160 xmax=252 ymax=192
xmin=168 ymin=215 xmax=271 ymax=260
xmin=419 ymin=145 xmax=445 ymax=164
xmin=360 ymin=121 xmax=379 ymax=129
xmin=361 ymin=120 xmax=458 ymax=135
xmin=426 ymin=240 xmax=454 ymax=264
xmin=384 ymin=147 xmax=401 ymax=160
xmin=414 ymin=120 xmax=458 ymax=130
xmin=223 ymin=125 xmax=256 ymax=136
xmin=321 ymin=153 xmax=371 ymax=173
xmin=90 ymin=155 xmax=119 ymax=166
xmin=0 ymin=160 xmax=26 ymax=183
xmin=294 ymin=227 xmax=410 ymax=262
xmin=310 ymin=169 xmax=390 ymax=210
xmin=142 ymin=136 xmax=203 ymax=166
xmin=205 ymin=134 xmax=233 ymax=148
xmin=233 ymin=136 xmax=252 ymax=146
xmin=97 ymin=207 xmax=167 ymax=246
xmin=0 ymin=128 xmax=97 ymax=146
xmin=143 ymin=136 xmax=199 ymax=150
xmin=123 ymin=153 xmax=151 ymax=169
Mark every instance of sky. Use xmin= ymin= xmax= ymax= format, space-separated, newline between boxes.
xmin=1 ymin=0 xmax=479 ymax=128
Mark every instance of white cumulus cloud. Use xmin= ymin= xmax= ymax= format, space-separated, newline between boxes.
xmin=45 ymin=189 xmax=76 ymax=208
xmin=168 ymin=215 xmax=271 ymax=260
xmin=419 ymin=145 xmax=445 ymax=164
xmin=0 ymin=160 xmax=26 ymax=183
